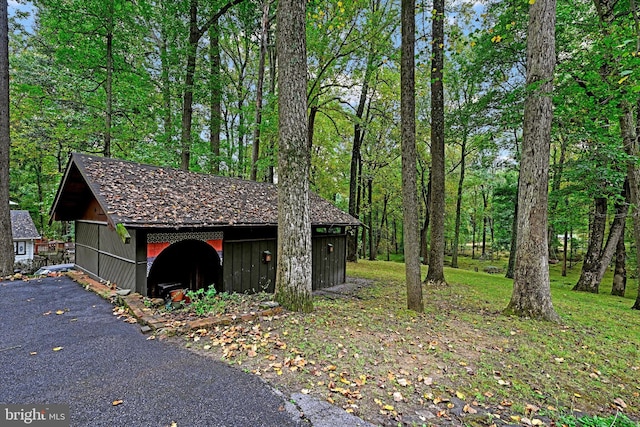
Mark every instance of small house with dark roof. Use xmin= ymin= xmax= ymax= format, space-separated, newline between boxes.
xmin=11 ymin=210 xmax=41 ymax=263
xmin=50 ymin=153 xmax=359 ymax=297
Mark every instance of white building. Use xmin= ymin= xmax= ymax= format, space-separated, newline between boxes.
xmin=11 ymin=210 xmax=41 ymax=263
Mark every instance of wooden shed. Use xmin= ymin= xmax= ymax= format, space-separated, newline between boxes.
xmin=50 ymin=153 xmax=359 ymax=297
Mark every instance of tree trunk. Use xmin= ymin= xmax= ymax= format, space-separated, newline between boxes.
xmin=505 ymin=181 xmax=518 ymax=279
xmin=347 ymin=51 xmax=375 ymax=262
xmin=593 ymin=188 xmax=628 ymax=289
xmin=573 ymin=197 xmax=608 ymax=292
xmin=425 ymin=0 xmax=446 ymax=285
xmin=368 ymin=177 xmax=376 ymax=261
xmin=376 ymin=193 xmax=389 ymax=258
xmin=481 ymin=186 xmax=488 ymax=258
xmin=307 ymin=105 xmax=317 ymax=163
xmin=620 ymin=102 xmax=640 ymax=309
xmin=104 ymin=0 xmax=113 ymax=157
xmin=0 ymin=0 xmax=13 ymax=276
xmin=505 ymin=0 xmax=560 ymax=322
xmin=161 ymin=31 xmax=173 ymax=153
xmin=548 ymin=138 xmax=567 ymax=260
xmin=471 ymin=215 xmax=476 ymax=260
xmin=250 ymin=0 xmax=271 ymax=181
xmin=451 ymin=135 xmax=467 ymax=269
xmin=562 ymin=227 xmax=568 ymax=277
xmin=180 ymin=0 xmax=198 ymax=170
xmin=611 ymin=219 xmax=626 ymax=296
xmin=400 ymin=0 xmax=423 ymax=312
xmin=209 ymin=16 xmax=221 ymax=174
xmin=180 ymin=0 xmax=245 ymax=171
xmin=274 ymin=0 xmax=312 ymax=312
xmin=266 ymin=34 xmax=277 ymax=183
xmin=419 ymin=165 xmax=431 ymax=264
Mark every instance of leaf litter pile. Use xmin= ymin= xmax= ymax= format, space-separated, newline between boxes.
xmin=149 ymin=278 xmax=639 ymax=427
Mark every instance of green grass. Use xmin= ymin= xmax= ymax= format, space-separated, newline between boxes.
xmin=346 ymin=258 xmax=639 ymax=419
xmin=187 ymin=256 xmax=639 ymax=425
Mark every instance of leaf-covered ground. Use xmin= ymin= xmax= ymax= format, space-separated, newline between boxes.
xmin=152 ymin=260 xmax=639 ymax=427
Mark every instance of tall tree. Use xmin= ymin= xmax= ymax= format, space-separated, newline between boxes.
xmin=425 ymin=0 xmax=446 ymax=285
xmin=401 ymin=0 xmax=423 ymax=312
xmin=209 ymin=15 xmax=222 ymax=174
xmin=0 ymin=0 xmax=12 ymax=276
xmin=621 ymin=103 xmax=640 ymax=310
xmin=250 ymin=0 xmax=271 ymax=181
xmin=573 ymin=189 xmax=627 ymax=293
xmin=504 ymin=0 xmax=560 ymax=322
xmin=274 ymin=0 xmax=313 ymax=312
xmin=179 ymin=0 xmax=244 ymax=170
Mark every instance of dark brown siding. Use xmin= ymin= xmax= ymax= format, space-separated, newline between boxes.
xmin=312 ymin=235 xmax=347 ymax=290
xmin=96 ymin=226 xmax=137 ymax=290
xmin=135 ymin=230 xmax=148 ymax=295
xmin=223 ymin=239 xmax=276 ymax=293
xmin=76 ymin=222 xmax=99 ymax=274
xmin=75 ymin=221 xmax=137 ymax=291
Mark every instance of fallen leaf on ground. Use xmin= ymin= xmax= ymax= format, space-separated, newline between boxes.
xmin=525 ymin=403 xmax=540 ymax=414
xmin=613 ymin=397 xmax=627 ymax=408
xmin=52 ymin=347 xmax=63 ymax=352
xmin=463 ymin=404 xmax=477 ymax=414
xmin=55 ymin=310 xmax=65 ymax=315
xmin=112 ymin=400 xmax=123 ymax=406
xmin=393 ymin=392 xmax=403 ymax=402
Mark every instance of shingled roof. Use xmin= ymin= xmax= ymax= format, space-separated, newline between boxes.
xmin=11 ymin=210 xmax=41 ymax=240
xmin=51 ymin=153 xmax=359 ymax=229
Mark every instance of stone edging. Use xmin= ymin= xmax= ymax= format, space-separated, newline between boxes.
xmin=65 ymin=271 xmax=283 ymax=333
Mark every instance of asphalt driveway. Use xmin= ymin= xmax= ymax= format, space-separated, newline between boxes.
xmin=0 ymin=276 xmax=302 ymax=427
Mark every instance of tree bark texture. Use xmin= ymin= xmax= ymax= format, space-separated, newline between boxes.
xmin=180 ymin=0 xmax=245 ymax=171
xmin=274 ymin=0 xmax=313 ymax=312
xmin=426 ymin=0 xmax=446 ymax=285
xmin=161 ymin=32 xmax=173 ymax=152
xmin=620 ymin=103 xmax=640 ymax=309
xmin=400 ymin=0 xmax=423 ymax=312
xmin=104 ymin=0 xmax=113 ymax=158
xmin=209 ymin=16 xmax=221 ymax=174
xmin=451 ymin=135 xmax=466 ymax=269
xmin=593 ymin=189 xmax=628 ymax=290
xmin=548 ymin=139 xmax=566 ymax=259
xmin=573 ymin=197 xmax=608 ymax=293
xmin=180 ymin=0 xmax=198 ymax=170
xmin=505 ymin=0 xmax=560 ymax=322
xmin=250 ymin=0 xmax=271 ymax=181
xmin=505 ymin=182 xmax=519 ymax=279
xmin=0 ymin=0 xmax=12 ymax=276
xmin=347 ymin=51 xmax=375 ymax=262
xmin=612 ymin=219 xmax=627 ymax=297
xmin=419 ymin=165 xmax=430 ymax=264
xmin=266 ymin=37 xmax=277 ymax=183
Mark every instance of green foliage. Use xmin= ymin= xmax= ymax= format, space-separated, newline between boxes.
xmin=185 ymin=286 xmax=226 ymax=316
xmin=556 ymin=413 xmax=638 ymax=427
